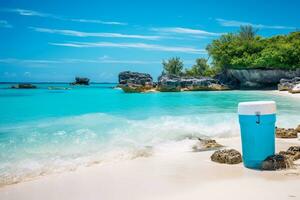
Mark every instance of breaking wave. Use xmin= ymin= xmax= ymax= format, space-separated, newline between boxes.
xmin=0 ymin=111 xmax=299 ymax=186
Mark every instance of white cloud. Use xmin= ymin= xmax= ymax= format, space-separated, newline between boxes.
xmin=49 ymin=41 xmax=206 ymax=54
xmin=0 ymin=57 xmax=161 ymax=65
xmin=2 ymin=8 xmax=126 ymax=25
xmin=30 ymin=27 xmax=162 ymax=40
xmin=216 ymin=18 xmax=296 ymax=30
xmin=97 ymin=57 xmax=160 ymax=64
xmin=70 ymin=19 xmax=126 ymax=26
xmin=6 ymin=8 xmax=48 ymax=17
xmin=0 ymin=58 xmax=61 ymax=65
xmin=0 ymin=20 xmax=13 ymax=28
xmin=152 ymin=27 xmax=221 ymax=36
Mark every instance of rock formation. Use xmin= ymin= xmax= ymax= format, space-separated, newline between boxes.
xmin=279 ymin=146 xmax=300 ymax=161
xmin=157 ymin=75 xmax=181 ymax=92
xmin=296 ymin=125 xmax=300 ymax=133
xmin=71 ymin=77 xmax=90 ymax=85
xmin=118 ymin=71 xmax=154 ymax=93
xmin=214 ymin=70 xmax=240 ymax=89
xmin=11 ymin=84 xmax=37 ymax=89
xmin=223 ymin=69 xmax=300 ymax=89
xmin=278 ymin=77 xmax=300 ymax=91
xmin=261 ymin=154 xmax=293 ymax=170
xmin=276 ymin=127 xmax=298 ymax=138
xmin=119 ymin=71 xmax=153 ymax=86
xmin=192 ymin=138 xmax=223 ymax=152
xmin=210 ymin=149 xmax=242 ymax=164
xmin=157 ymin=75 xmax=229 ymax=92
xmin=289 ymin=83 xmax=300 ymax=94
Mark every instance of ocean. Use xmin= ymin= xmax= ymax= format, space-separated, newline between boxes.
xmin=0 ymin=83 xmax=299 ymax=185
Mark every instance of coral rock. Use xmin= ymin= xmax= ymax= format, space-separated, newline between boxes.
xmin=276 ymin=127 xmax=298 ymax=138
xmin=211 ymin=149 xmax=242 ymax=164
xmin=279 ymin=146 xmax=300 ymax=161
xmin=261 ymin=154 xmax=293 ymax=170
xmin=296 ymin=125 xmax=300 ymax=133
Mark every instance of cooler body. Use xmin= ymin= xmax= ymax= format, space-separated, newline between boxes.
xmin=238 ymin=101 xmax=276 ymax=169
xmin=239 ymin=114 xmax=276 ymax=168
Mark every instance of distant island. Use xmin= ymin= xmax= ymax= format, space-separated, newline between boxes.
xmin=118 ymin=26 xmax=300 ymax=93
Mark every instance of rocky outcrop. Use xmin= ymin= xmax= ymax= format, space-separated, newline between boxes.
xmin=278 ymin=77 xmax=300 ymax=91
xmin=118 ymin=71 xmax=154 ymax=93
xmin=71 ymin=77 xmax=90 ymax=85
xmin=157 ymin=75 xmax=181 ymax=92
xmin=290 ymin=83 xmax=300 ymax=94
xmin=182 ymin=77 xmax=229 ymax=91
xmin=192 ymin=138 xmax=223 ymax=152
xmin=215 ymin=70 xmax=240 ymax=89
xmin=276 ymin=127 xmax=298 ymax=138
xmin=119 ymin=71 xmax=153 ymax=86
xmin=211 ymin=149 xmax=242 ymax=164
xmin=226 ymin=69 xmax=300 ymax=89
xmin=261 ymin=154 xmax=293 ymax=170
xmin=120 ymin=84 xmax=153 ymax=93
xmin=157 ymin=75 xmax=229 ymax=92
xmin=11 ymin=84 xmax=37 ymax=89
xmin=279 ymin=146 xmax=300 ymax=161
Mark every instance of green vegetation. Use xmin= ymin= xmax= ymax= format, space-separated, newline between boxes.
xmin=162 ymin=27 xmax=300 ymax=78
xmin=206 ymin=26 xmax=300 ymax=70
xmin=162 ymin=57 xmax=184 ymax=76
xmin=185 ymin=58 xmax=209 ymax=76
xmin=184 ymin=58 xmax=217 ymax=77
xmin=162 ymin=57 xmax=214 ymax=77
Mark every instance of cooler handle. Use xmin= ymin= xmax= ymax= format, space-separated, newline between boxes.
xmin=255 ymin=111 xmax=261 ymax=124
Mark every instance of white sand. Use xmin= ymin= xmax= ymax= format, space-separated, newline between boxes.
xmin=268 ymin=90 xmax=300 ymax=100
xmin=0 ymin=137 xmax=299 ymax=200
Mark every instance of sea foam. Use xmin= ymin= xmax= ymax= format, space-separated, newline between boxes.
xmin=0 ymin=112 xmax=239 ymax=186
xmin=0 ymin=109 xmax=299 ymax=186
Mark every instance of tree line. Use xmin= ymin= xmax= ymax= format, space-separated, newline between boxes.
xmin=162 ymin=26 xmax=300 ymax=77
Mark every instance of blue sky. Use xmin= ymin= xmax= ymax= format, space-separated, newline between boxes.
xmin=0 ymin=0 xmax=299 ymax=82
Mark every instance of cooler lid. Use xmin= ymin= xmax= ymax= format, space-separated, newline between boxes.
xmin=238 ymin=101 xmax=276 ymax=115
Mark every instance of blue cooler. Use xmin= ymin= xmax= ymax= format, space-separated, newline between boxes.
xmin=238 ymin=101 xmax=276 ymax=169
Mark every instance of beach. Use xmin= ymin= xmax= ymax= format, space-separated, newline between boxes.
xmin=0 ymin=86 xmax=300 ymax=200
xmin=0 ymin=137 xmax=299 ymax=200
xmin=1 ymin=0 xmax=300 ymax=199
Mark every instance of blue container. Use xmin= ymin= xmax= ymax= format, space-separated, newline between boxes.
xmin=238 ymin=101 xmax=276 ymax=169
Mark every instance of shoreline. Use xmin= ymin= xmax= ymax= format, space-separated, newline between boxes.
xmin=268 ymin=90 xmax=300 ymax=99
xmin=0 ymin=137 xmax=299 ymax=200
xmin=0 ymin=90 xmax=299 ymax=199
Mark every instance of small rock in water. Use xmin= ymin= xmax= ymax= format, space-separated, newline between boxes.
xmin=279 ymin=146 xmax=300 ymax=161
xmin=192 ymin=138 xmax=223 ymax=152
xmin=70 ymin=77 xmax=90 ymax=85
xmin=11 ymin=84 xmax=37 ymax=89
xmin=211 ymin=149 xmax=242 ymax=164
xmin=276 ymin=127 xmax=298 ymax=138
xmin=261 ymin=154 xmax=293 ymax=170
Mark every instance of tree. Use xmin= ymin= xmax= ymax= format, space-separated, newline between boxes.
xmin=162 ymin=57 xmax=184 ymax=75
xmin=239 ymin=25 xmax=257 ymax=41
xmin=206 ymin=26 xmax=300 ymax=70
xmin=185 ymin=58 xmax=210 ymax=77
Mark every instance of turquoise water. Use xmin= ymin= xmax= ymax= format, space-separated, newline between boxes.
xmin=0 ymin=83 xmax=299 ymax=185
